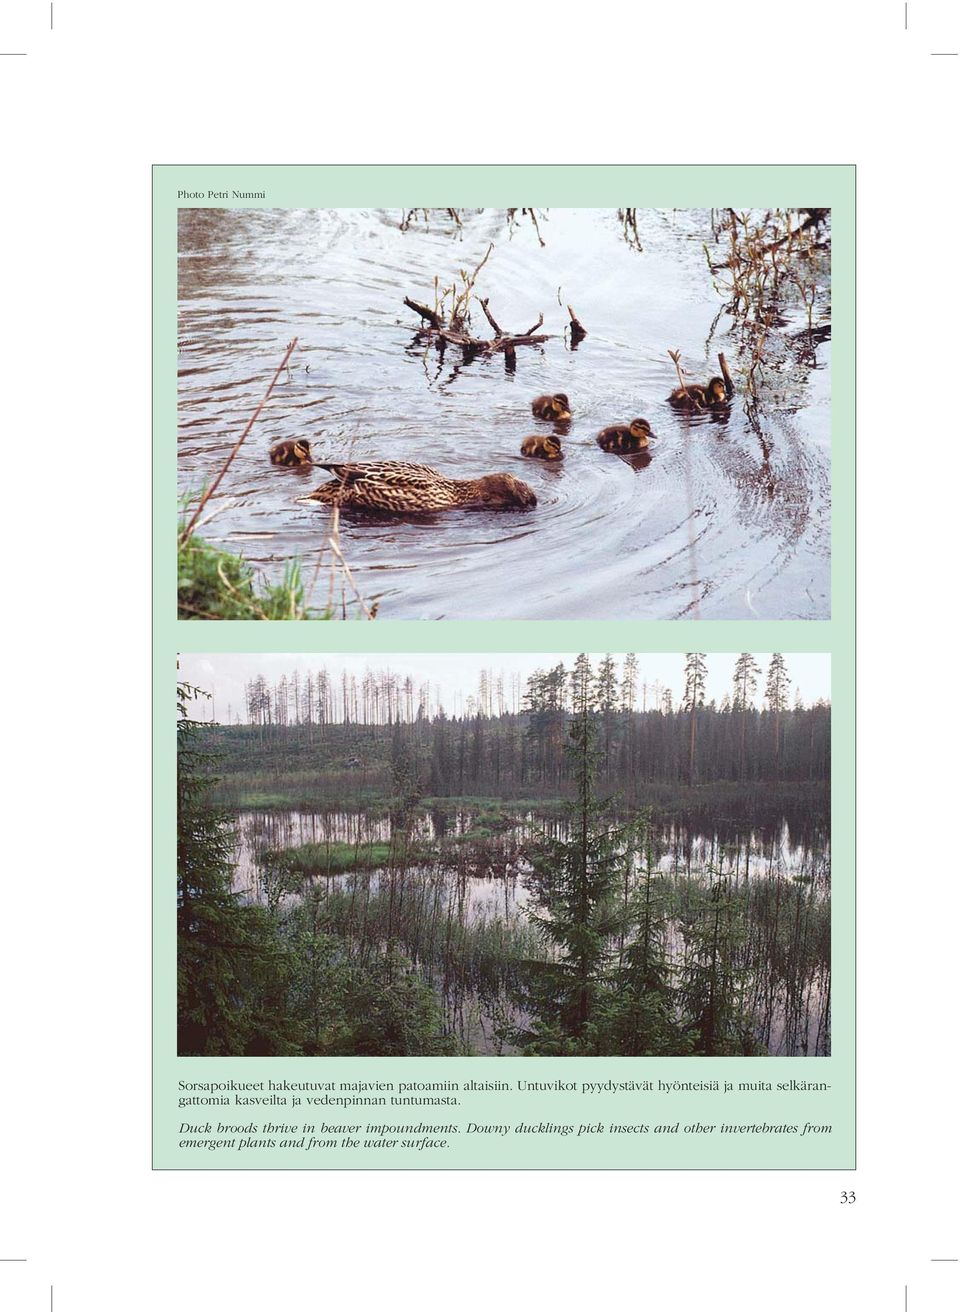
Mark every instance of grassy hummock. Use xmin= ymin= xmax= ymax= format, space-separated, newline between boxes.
xmin=178 ymin=531 xmax=317 ymax=621
xmin=258 ymin=839 xmax=422 ymax=877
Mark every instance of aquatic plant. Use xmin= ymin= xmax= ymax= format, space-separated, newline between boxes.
xmin=704 ymin=208 xmax=831 ymax=399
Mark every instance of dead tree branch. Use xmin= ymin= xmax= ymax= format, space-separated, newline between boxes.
xmin=567 ymin=305 xmax=587 ymax=344
xmin=479 ymin=297 xmax=505 ymax=336
xmin=718 ymin=351 xmax=735 ymax=395
xmin=403 ymin=291 xmax=551 ymax=364
xmin=403 ymin=297 xmax=443 ymax=330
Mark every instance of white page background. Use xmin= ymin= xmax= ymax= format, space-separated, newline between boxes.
xmin=1 ymin=0 xmax=956 ymax=1307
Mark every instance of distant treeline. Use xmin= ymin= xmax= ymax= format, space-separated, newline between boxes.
xmin=198 ymin=654 xmax=829 ymax=797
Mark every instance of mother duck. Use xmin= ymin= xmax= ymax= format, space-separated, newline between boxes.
xmin=297 ymin=461 xmax=537 ymax=512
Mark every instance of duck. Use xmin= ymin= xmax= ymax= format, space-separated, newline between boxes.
xmin=297 ymin=461 xmax=537 ymax=512
xmin=596 ymin=419 xmax=652 ymax=452
xmin=668 ymin=377 xmax=728 ymax=410
xmin=270 ymin=439 xmax=313 ymax=467
xmin=520 ymin=434 xmax=564 ymax=461
xmin=531 ymin=393 xmax=572 ymax=422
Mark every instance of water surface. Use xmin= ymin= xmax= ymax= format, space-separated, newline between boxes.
xmin=178 ymin=208 xmax=831 ymax=619
xmin=230 ymin=805 xmax=830 ymax=1056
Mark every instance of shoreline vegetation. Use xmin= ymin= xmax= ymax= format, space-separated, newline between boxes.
xmin=177 ymin=491 xmax=377 ymax=620
xmin=178 ymin=530 xmax=315 ymax=621
xmin=178 ymin=655 xmax=831 ymax=1060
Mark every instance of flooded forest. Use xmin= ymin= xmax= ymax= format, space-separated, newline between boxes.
xmin=178 ymin=654 xmax=830 ymax=1058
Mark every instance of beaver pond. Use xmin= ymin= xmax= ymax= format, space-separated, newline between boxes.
xmin=228 ymin=804 xmax=831 ymax=1056
xmin=177 ymin=208 xmax=831 ymax=620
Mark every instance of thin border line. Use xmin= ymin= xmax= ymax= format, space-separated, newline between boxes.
xmin=153 ymin=162 xmax=857 ymax=1172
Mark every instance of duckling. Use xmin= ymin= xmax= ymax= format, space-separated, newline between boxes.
xmin=297 ymin=461 xmax=537 ymax=513
xmin=531 ymin=393 xmax=572 ymax=422
xmin=520 ymin=434 xmax=564 ymax=461
xmin=668 ymin=377 xmax=728 ymax=410
xmin=596 ymin=419 xmax=652 ymax=452
xmin=270 ymin=439 xmax=313 ymax=467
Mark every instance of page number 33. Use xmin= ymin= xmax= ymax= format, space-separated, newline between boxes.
xmin=840 ymin=1191 xmax=856 ymax=1204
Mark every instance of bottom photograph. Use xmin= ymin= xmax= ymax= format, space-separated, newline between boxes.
xmin=176 ymin=651 xmax=831 ymax=1060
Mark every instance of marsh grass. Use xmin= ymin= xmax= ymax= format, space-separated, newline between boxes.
xmin=259 ymin=839 xmax=422 ymax=878
xmin=177 ymin=530 xmax=315 ymax=621
xmin=309 ymin=873 xmax=545 ymax=1002
xmin=235 ymin=802 xmax=829 ymax=1054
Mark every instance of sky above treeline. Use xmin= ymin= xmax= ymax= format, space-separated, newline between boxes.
xmin=178 ymin=652 xmax=830 ymax=723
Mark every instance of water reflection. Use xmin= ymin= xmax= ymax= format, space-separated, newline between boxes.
xmin=228 ymin=805 xmax=830 ymax=1056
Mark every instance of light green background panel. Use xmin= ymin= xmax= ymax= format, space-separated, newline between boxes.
xmin=155 ymin=165 xmax=854 ymax=1168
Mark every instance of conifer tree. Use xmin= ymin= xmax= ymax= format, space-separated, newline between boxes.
xmin=520 ymin=655 xmax=630 ymax=1048
xmin=732 ymin=653 xmax=761 ymax=779
xmin=177 ymin=684 xmax=298 ymax=1055
xmin=596 ymin=653 xmax=618 ymax=773
xmin=682 ymin=653 xmax=708 ymax=785
xmin=765 ymin=653 xmax=791 ymax=780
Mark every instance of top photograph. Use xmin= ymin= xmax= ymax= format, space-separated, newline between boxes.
xmin=176 ymin=206 xmax=832 ymax=621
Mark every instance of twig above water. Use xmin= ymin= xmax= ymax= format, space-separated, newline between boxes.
xmin=718 ymin=351 xmax=735 ymax=396
xmin=567 ymin=305 xmax=587 ymax=345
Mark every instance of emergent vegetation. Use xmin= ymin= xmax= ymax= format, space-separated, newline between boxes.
xmin=178 ymin=654 xmax=830 ymax=1057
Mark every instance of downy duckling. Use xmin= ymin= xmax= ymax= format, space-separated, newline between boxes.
xmin=270 ymin=439 xmax=313 ymax=467
xmin=596 ymin=419 xmax=652 ymax=452
xmin=298 ymin=461 xmax=537 ymax=512
xmin=668 ymin=377 xmax=728 ymax=410
xmin=531 ymin=393 xmax=572 ymax=422
xmin=520 ymin=434 xmax=564 ymax=461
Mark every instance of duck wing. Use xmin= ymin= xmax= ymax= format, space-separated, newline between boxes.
xmin=317 ymin=461 xmax=442 ymax=487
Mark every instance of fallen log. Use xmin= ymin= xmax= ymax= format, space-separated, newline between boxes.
xmin=403 ymin=293 xmax=551 ymax=363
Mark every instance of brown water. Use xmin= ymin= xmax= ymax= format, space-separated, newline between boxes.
xmin=177 ymin=208 xmax=831 ymax=620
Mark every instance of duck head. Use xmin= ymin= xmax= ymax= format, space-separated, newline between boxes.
xmin=705 ymin=377 xmax=728 ymax=404
xmin=474 ymin=473 xmax=538 ymax=508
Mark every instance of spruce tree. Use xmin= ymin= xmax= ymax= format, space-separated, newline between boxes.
xmin=519 ymin=655 xmax=631 ymax=1049
xmin=177 ymin=683 xmax=298 ymax=1055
